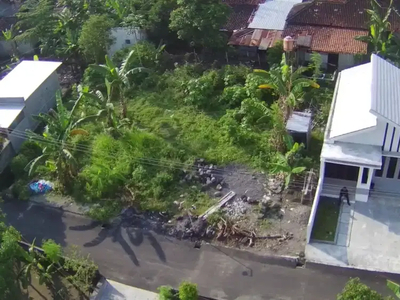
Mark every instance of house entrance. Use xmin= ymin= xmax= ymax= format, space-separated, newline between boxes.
xmin=324 ymin=162 xmax=359 ymax=181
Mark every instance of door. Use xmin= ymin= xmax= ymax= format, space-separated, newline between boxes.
xmin=328 ymin=53 xmax=339 ymax=73
xmin=373 ymin=156 xmax=400 ymax=192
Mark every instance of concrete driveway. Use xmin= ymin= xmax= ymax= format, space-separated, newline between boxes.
xmin=306 ymin=196 xmax=400 ymax=273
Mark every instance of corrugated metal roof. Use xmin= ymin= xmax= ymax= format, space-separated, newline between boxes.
xmin=371 ymin=54 xmax=400 ymax=126
xmin=228 ymin=28 xmax=282 ymax=49
xmin=286 ymin=111 xmax=312 ymax=133
xmin=248 ymin=0 xmax=302 ymax=30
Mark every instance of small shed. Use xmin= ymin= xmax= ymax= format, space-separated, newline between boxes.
xmin=286 ymin=111 xmax=312 ymax=148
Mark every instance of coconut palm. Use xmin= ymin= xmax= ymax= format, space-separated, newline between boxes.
xmin=25 ymin=91 xmax=99 ymax=186
xmin=254 ymin=55 xmax=319 ymax=121
xmin=89 ymin=52 xmax=149 ymax=118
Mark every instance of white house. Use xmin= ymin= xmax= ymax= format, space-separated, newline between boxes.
xmin=0 ymin=60 xmax=62 ymax=172
xmin=108 ymin=27 xmax=146 ymax=57
xmin=307 ymin=54 xmax=400 ymax=242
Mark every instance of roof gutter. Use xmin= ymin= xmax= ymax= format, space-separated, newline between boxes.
xmin=324 ymin=71 xmax=342 ymax=141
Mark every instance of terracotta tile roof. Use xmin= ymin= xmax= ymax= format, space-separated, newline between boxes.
xmin=228 ymin=28 xmax=282 ymax=49
xmin=222 ymin=0 xmax=265 ymax=4
xmin=224 ymin=4 xmax=257 ymax=31
xmin=283 ymin=24 xmax=369 ymax=54
xmin=286 ymin=0 xmax=400 ymax=31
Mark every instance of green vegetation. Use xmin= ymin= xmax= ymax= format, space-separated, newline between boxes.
xmin=158 ymin=281 xmax=199 ymax=300
xmin=337 ymin=278 xmax=400 ymax=300
xmin=0 ymin=208 xmax=98 ymax=299
xmin=311 ymin=197 xmax=340 ymax=242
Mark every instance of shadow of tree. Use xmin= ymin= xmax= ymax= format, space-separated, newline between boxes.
xmin=145 ymin=231 xmax=166 ymax=263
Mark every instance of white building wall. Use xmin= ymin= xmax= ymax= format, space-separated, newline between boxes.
xmin=23 ymin=72 xmax=60 ymax=129
xmin=338 ymin=54 xmax=355 ymax=71
xmin=108 ymin=27 xmax=146 ymax=57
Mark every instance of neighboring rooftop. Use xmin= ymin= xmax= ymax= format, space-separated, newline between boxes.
xmin=224 ymin=4 xmax=257 ymax=31
xmin=228 ymin=28 xmax=282 ymax=49
xmin=0 ymin=60 xmax=62 ymax=100
xmin=249 ymin=0 xmax=302 ymax=30
xmin=328 ymin=62 xmax=376 ymax=139
xmin=282 ymin=25 xmax=368 ymax=54
xmin=286 ymin=111 xmax=312 ymax=133
xmin=286 ymin=0 xmax=400 ymax=31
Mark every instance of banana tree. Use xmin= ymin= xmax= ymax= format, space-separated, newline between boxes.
xmin=355 ymin=0 xmax=393 ymax=54
xmin=388 ymin=280 xmax=400 ymax=299
xmin=270 ymin=141 xmax=306 ymax=189
xmin=80 ymin=79 xmax=119 ymax=130
xmin=254 ymin=55 xmax=319 ymax=121
xmin=2 ymin=25 xmax=19 ymax=62
xmin=89 ymin=51 xmax=149 ymax=118
xmin=25 ymin=91 xmax=99 ymax=187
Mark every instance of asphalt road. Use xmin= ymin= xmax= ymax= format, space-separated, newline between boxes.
xmin=2 ymin=201 xmax=400 ymax=300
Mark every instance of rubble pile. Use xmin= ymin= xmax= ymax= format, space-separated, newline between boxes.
xmin=183 ymin=158 xmax=224 ymax=193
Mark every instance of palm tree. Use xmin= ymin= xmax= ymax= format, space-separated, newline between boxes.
xmin=270 ymin=141 xmax=306 ymax=189
xmin=254 ymin=55 xmax=319 ymax=121
xmin=89 ymin=52 xmax=148 ymax=118
xmin=25 ymin=91 xmax=99 ymax=187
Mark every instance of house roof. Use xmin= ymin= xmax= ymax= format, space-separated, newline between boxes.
xmin=0 ymin=103 xmax=24 ymax=128
xmin=93 ymin=279 xmax=158 ymax=300
xmin=222 ymin=0 xmax=265 ymax=4
xmin=228 ymin=28 xmax=282 ymax=49
xmin=283 ymin=24 xmax=368 ymax=54
xmin=248 ymin=0 xmax=302 ymax=30
xmin=286 ymin=111 xmax=312 ymax=133
xmin=329 ymin=62 xmax=376 ymax=139
xmin=321 ymin=141 xmax=382 ymax=168
xmin=0 ymin=60 xmax=62 ymax=100
xmin=370 ymin=54 xmax=400 ymax=127
xmin=286 ymin=0 xmax=400 ymax=31
xmin=224 ymin=4 xmax=257 ymax=31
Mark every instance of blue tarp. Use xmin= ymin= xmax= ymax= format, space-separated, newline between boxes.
xmin=29 ymin=180 xmax=53 ymax=194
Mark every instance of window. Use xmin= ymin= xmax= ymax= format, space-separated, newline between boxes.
xmin=361 ymin=168 xmax=369 ymax=184
xmin=386 ymin=157 xmax=398 ymax=179
xmin=375 ymin=156 xmax=386 ymax=177
xmin=125 ymin=39 xmax=131 ymax=44
xmin=324 ymin=163 xmax=359 ymax=181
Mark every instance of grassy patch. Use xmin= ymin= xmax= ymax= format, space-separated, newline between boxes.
xmin=311 ymin=196 xmax=340 ymax=242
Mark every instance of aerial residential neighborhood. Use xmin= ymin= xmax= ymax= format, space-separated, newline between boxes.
xmin=1 ymin=0 xmax=400 ymax=299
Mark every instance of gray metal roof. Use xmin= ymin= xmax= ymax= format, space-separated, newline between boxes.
xmin=371 ymin=54 xmax=400 ymax=127
xmin=286 ymin=111 xmax=312 ymax=133
xmin=248 ymin=0 xmax=302 ymax=30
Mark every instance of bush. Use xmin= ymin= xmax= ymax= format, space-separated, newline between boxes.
xmin=11 ymin=141 xmax=42 ymax=179
xmin=266 ymin=40 xmax=283 ymax=67
xmin=337 ymin=278 xmax=388 ymax=300
xmin=87 ymin=202 xmax=121 ymax=223
xmin=11 ymin=180 xmax=30 ymax=201
xmin=158 ymin=285 xmax=175 ymax=300
xmin=178 ymin=281 xmax=198 ymax=300
xmin=42 ymin=239 xmax=62 ymax=264
xmin=82 ymin=67 xmax=106 ymax=91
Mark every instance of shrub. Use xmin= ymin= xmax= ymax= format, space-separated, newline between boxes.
xmin=337 ymin=278 xmax=388 ymax=300
xmin=158 ymin=285 xmax=175 ymax=300
xmin=178 ymin=281 xmax=198 ymax=300
xmin=42 ymin=239 xmax=62 ymax=264
xmin=87 ymin=202 xmax=121 ymax=223
xmin=11 ymin=141 xmax=42 ymax=179
xmin=82 ymin=67 xmax=105 ymax=91
xmin=266 ymin=40 xmax=283 ymax=67
xmin=11 ymin=180 xmax=30 ymax=201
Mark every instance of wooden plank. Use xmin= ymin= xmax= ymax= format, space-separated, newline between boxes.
xmin=200 ymin=191 xmax=236 ymax=220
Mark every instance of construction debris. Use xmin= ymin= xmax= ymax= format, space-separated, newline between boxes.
xmin=200 ymin=191 xmax=236 ymax=220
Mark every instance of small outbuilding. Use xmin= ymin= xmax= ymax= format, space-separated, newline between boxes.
xmin=286 ymin=111 xmax=312 ymax=148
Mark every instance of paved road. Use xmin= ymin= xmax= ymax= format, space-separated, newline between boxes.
xmin=2 ymin=201 xmax=400 ymax=300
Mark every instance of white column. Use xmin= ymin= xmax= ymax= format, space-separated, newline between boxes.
xmin=355 ymin=167 xmax=371 ymax=202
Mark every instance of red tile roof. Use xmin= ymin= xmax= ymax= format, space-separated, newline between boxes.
xmin=283 ymin=24 xmax=369 ymax=54
xmin=223 ymin=0 xmax=265 ymax=4
xmin=224 ymin=4 xmax=257 ymax=31
xmin=286 ymin=0 xmax=400 ymax=31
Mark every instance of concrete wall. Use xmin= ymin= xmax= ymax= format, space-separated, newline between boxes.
xmin=338 ymin=54 xmax=355 ymax=71
xmin=8 ymin=72 xmax=60 ymax=152
xmin=307 ymin=160 xmax=325 ymax=243
xmin=108 ymin=27 xmax=146 ymax=57
xmin=0 ymin=141 xmax=15 ymax=173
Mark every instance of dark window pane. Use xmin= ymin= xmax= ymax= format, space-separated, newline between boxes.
xmin=362 ymin=168 xmax=369 ymax=184
xmin=376 ymin=157 xmax=386 ymax=177
xmin=387 ymin=157 xmax=397 ymax=178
